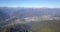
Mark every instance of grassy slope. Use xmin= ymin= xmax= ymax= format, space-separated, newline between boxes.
xmin=29 ymin=20 xmax=60 ymax=32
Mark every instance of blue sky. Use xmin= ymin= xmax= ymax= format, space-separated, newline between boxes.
xmin=0 ymin=0 xmax=60 ymax=8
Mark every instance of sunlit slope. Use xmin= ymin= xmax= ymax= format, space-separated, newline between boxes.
xmin=29 ymin=20 xmax=60 ymax=32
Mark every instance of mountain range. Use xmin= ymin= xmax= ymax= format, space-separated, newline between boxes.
xmin=0 ymin=7 xmax=60 ymax=32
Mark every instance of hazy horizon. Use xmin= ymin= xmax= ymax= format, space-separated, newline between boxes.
xmin=0 ymin=0 xmax=60 ymax=32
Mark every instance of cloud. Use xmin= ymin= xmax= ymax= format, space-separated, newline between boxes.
xmin=24 ymin=15 xmax=60 ymax=22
